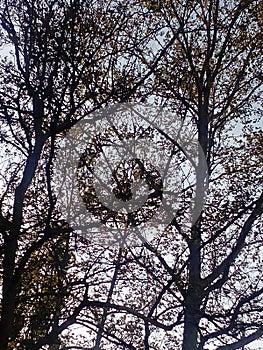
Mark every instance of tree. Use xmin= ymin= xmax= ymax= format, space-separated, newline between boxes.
xmin=0 ymin=0 xmax=174 ymax=349
xmin=139 ymin=1 xmax=263 ymax=349
xmin=0 ymin=1 xmax=262 ymax=350
xmin=66 ymin=1 xmax=262 ymax=349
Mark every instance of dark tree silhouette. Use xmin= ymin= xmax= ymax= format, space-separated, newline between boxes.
xmin=0 ymin=0 xmax=262 ymax=350
xmin=0 ymin=0 xmax=176 ymax=349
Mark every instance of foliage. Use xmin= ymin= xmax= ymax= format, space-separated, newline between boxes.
xmin=0 ymin=1 xmax=262 ymax=350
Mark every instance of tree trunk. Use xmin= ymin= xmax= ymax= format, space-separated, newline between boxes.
xmin=0 ymin=138 xmax=44 ymax=349
xmin=182 ymin=91 xmax=210 ymax=350
xmin=182 ymin=224 xmax=204 ymax=350
xmin=0 ymin=236 xmax=18 ymax=349
xmin=182 ymin=304 xmax=201 ymax=350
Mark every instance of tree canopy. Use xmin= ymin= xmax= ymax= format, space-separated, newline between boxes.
xmin=0 ymin=0 xmax=262 ymax=349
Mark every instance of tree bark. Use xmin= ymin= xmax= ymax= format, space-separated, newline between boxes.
xmin=0 ymin=138 xmax=44 ymax=349
xmin=182 ymin=235 xmax=203 ymax=350
xmin=182 ymin=304 xmax=201 ymax=350
xmin=182 ymin=94 xmax=209 ymax=349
